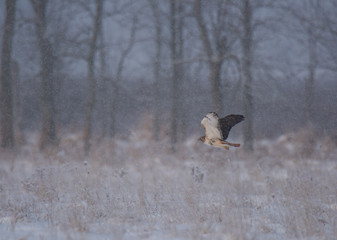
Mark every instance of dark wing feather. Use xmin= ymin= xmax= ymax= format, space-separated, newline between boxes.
xmin=218 ymin=114 xmax=244 ymax=140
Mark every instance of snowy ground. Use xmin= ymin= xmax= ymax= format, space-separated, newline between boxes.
xmin=1 ymin=131 xmax=337 ymax=240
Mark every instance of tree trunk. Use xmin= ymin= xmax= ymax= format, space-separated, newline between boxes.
xmin=110 ymin=16 xmax=136 ymax=138
xmin=169 ymin=0 xmax=184 ymax=152
xmin=305 ymin=28 xmax=316 ymax=124
xmin=39 ymin=39 xmax=57 ymax=149
xmin=99 ymin=26 xmax=108 ymax=139
xmin=194 ymin=0 xmax=224 ymax=113
xmin=149 ymin=0 xmax=162 ymax=141
xmin=242 ymin=0 xmax=254 ymax=151
xmin=170 ymin=0 xmax=177 ymax=151
xmin=0 ymin=0 xmax=16 ymax=149
xmin=110 ymin=84 xmax=118 ymax=138
xmin=31 ymin=0 xmax=58 ymax=150
xmin=209 ymin=60 xmax=223 ymax=113
xmin=12 ymin=61 xmax=24 ymax=144
xmin=83 ymin=0 xmax=103 ymax=153
xmin=176 ymin=1 xmax=186 ymax=140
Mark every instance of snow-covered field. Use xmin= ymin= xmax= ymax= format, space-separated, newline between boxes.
xmin=1 ymin=131 xmax=337 ymax=240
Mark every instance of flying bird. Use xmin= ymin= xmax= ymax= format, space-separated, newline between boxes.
xmin=199 ymin=112 xmax=244 ymax=150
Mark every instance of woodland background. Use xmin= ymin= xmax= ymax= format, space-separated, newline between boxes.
xmin=1 ymin=0 xmax=336 ymax=153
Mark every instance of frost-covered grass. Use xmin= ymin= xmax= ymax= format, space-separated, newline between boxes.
xmin=0 ymin=131 xmax=337 ymax=239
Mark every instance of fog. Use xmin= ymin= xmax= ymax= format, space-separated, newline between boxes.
xmin=1 ymin=0 xmax=337 ymax=239
xmin=1 ymin=0 xmax=336 ymax=144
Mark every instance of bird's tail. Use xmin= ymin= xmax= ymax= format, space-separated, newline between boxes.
xmin=221 ymin=140 xmax=240 ymax=147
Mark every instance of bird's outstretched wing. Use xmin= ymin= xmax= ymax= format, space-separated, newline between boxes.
xmin=219 ymin=114 xmax=244 ymax=140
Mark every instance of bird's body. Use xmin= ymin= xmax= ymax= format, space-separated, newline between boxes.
xmin=199 ymin=112 xmax=244 ymax=150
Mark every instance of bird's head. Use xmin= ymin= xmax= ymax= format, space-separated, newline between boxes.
xmin=201 ymin=112 xmax=219 ymax=128
xmin=198 ymin=136 xmax=206 ymax=142
xmin=208 ymin=112 xmax=219 ymax=118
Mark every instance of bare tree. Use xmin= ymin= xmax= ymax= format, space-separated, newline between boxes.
xmin=149 ymin=0 xmax=163 ymax=141
xmin=241 ymin=0 xmax=254 ymax=151
xmin=98 ymin=23 xmax=109 ymax=139
xmin=302 ymin=1 xmax=321 ymax=124
xmin=235 ymin=0 xmax=275 ymax=151
xmin=279 ymin=0 xmax=321 ymax=124
xmin=194 ymin=0 xmax=232 ymax=113
xmin=30 ymin=0 xmax=58 ymax=150
xmin=110 ymin=16 xmax=137 ymax=138
xmin=305 ymin=27 xmax=316 ymax=123
xmin=0 ymin=0 xmax=16 ymax=149
xmin=12 ymin=60 xmax=23 ymax=144
xmin=318 ymin=1 xmax=337 ymax=72
xmin=169 ymin=0 xmax=185 ymax=151
xmin=83 ymin=0 xmax=103 ymax=153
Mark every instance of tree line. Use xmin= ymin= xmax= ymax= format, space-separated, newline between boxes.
xmin=1 ymin=0 xmax=337 ymax=153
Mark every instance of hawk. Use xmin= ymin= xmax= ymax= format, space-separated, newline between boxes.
xmin=199 ymin=112 xmax=244 ymax=150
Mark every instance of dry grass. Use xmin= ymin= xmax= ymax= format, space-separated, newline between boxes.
xmin=0 ymin=130 xmax=337 ymax=239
